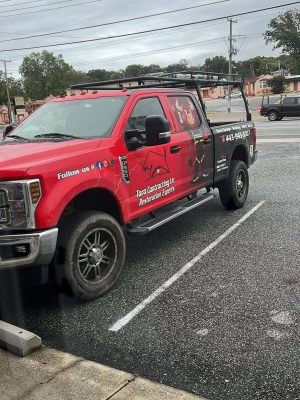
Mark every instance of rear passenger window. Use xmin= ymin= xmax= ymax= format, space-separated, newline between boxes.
xmin=167 ymin=96 xmax=201 ymax=133
xmin=126 ymin=97 xmax=165 ymax=130
xmin=283 ymin=97 xmax=296 ymax=105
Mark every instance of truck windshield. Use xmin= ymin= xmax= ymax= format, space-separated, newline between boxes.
xmin=10 ymin=97 xmax=127 ymax=139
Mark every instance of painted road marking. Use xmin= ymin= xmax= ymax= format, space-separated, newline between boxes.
xmin=109 ymin=201 xmax=266 ymax=332
xmin=257 ymin=139 xmax=300 ymax=143
xmin=257 ymin=129 xmax=300 ymax=132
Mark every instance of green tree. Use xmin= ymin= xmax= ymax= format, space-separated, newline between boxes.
xmin=87 ymin=69 xmax=115 ymax=82
xmin=202 ymin=56 xmax=228 ymax=73
xmin=124 ymin=64 xmax=146 ymax=77
xmin=144 ymin=64 xmax=162 ymax=74
xmin=70 ymin=70 xmax=88 ymax=85
xmin=87 ymin=69 xmax=124 ymax=81
xmin=123 ymin=64 xmax=162 ymax=78
xmin=264 ymin=11 xmax=300 ymax=74
xmin=166 ymin=59 xmax=189 ymax=73
xmin=235 ymin=57 xmax=279 ymax=77
xmin=19 ymin=51 xmax=79 ymax=99
xmin=267 ymin=76 xmax=287 ymax=94
xmin=110 ymin=70 xmax=124 ymax=79
xmin=0 ymin=72 xmax=24 ymax=104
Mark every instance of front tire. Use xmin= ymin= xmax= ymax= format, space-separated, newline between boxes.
xmin=218 ymin=160 xmax=249 ymax=209
xmin=57 ymin=211 xmax=126 ymax=300
xmin=268 ymin=110 xmax=278 ymax=121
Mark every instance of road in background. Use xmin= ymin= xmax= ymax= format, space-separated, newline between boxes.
xmin=0 ymin=121 xmax=300 ymax=400
xmin=256 ymin=119 xmax=300 ymax=140
xmin=205 ymin=96 xmax=283 ymax=113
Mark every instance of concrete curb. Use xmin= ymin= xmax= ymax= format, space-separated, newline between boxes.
xmin=0 ymin=320 xmax=42 ymax=357
xmin=1 ymin=345 xmax=208 ymax=400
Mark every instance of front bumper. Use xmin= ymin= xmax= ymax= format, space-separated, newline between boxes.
xmin=0 ymin=228 xmax=58 ymax=270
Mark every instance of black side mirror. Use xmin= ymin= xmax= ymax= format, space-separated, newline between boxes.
xmin=145 ymin=115 xmax=171 ymax=147
xmin=127 ymin=136 xmax=143 ymax=151
xmin=125 ymin=128 xmax=145 ymax=151
xmin=125 ymin=128 xmax=140 ymax=140
xmin=3 ymin=124 xmax=14 ymax=138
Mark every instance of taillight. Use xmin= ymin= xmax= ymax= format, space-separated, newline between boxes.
xmin=253 ymin=126 xmax=257 ymax=150
xmin=259 ymin=105 xmax=265 ymax=112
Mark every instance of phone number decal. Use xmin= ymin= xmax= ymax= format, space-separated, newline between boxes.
xmin=221 ymin=130 xmax=251 ymax=143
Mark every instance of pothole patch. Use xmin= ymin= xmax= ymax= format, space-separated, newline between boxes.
xmin=266 ymin=329 xmax=290 ymax=341
xmin=196 ymin=328 xmax=209 ymax=337
xmin=270 ymin=311 xmax=294 ymax=326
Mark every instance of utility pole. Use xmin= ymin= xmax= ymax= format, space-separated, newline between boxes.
xmin=0 ymin=59 xmax=12 ymax=124
xmin=227 ymin=18 xmax=237 ymax=113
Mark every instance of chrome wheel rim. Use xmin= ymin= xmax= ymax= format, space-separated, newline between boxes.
xmin=236 ymin=170 xmax=246 ymax=199
xmin=77 ymin=228 xmax=117 ymax=284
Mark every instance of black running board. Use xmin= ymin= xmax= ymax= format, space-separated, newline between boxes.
xmin=127 ymin=193 xmax=215 ymax=235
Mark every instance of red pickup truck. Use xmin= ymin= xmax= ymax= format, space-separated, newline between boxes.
xmin=0 ymin=72 xmax=257 ymax=300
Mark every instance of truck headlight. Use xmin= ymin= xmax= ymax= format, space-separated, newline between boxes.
xmin=0 ymin=180 xmax=42 ymax=230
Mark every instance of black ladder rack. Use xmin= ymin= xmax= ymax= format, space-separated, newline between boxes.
xmin=70 ymin=71 xmax=244 ymax=91
xmin=69 ymin=71 xmax=251 ymax=121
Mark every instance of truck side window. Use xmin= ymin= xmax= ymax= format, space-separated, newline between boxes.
xmin=167 ymin=96 xmax=201 ymax=132
xmin=283 ymin=97 xmax=296 ymax=105
xmin=126 ymin=97 xmax=165 ymax=131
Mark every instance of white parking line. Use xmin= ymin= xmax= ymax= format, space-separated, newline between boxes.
xmin=257 ymin=127 xmax=300 ymax=131
xmin=257 ymin=139 xmax=300 ymax=143
xmin=257 ymin=134 xmax=300 ymax=139
xmin=109 ymin=201 xmax=266 ymax=332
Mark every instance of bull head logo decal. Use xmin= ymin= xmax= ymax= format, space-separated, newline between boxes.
xmin=143 ymin=147 xmax=170 ymax=178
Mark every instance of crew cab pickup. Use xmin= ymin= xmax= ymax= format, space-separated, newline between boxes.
xmin=0 ymin=72 xmax=257 ymax=300
xmin=259 ymin=96 xmax=300 ymax=121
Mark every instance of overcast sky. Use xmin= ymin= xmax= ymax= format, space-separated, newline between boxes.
xmin=0 ymin=0 xmax=299 ymax=78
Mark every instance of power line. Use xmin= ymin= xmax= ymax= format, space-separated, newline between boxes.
xmin=6 ymin=33 xmax=266 ymax=75
xmin=1 ymin=0 xmax=78 ymax=13
xmin=8 ymin=29 xmax=261 ymax=66
xmin=76 ymin=38 xmax=261 ymax=67
xmin=0 ymin=12 xmax=228 ymax=45
xmin=1 ymin=1 xmax=299 ymax=53
xmin=0 ymin=0 xmax=103 ymax=19
xmin=0 ymin=0 xmax=47 ymax=2
xmin=8 ymin=21 xmax=235 ymax=61
xmin=0 ymin=0 xmax=70 ymax=8
xmin=0 ymin=0 xmax=43 ymax=5
xmin=0 ymin=0 xmax=230 ymax=41
xmin=74 ymin=34 xmax=261 ymax=66
xmin=74 ymin=37 xmax=228 ymax=66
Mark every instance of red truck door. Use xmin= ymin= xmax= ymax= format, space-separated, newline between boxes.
xmin=124 ymin=96 xmax=185 ymax=219
xmin=165 ymin=94 xmax=214 ymax=193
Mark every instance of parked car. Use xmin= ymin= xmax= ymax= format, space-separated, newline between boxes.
xmin=223 ymin=92 xmax=242 ymax=99
xmin=260 ymin=96 xmax=300 ymax=121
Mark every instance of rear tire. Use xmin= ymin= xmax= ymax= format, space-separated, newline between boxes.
xmin=218 ymin=160 xmax=249 ymax=209
xmin=56 ymin=211 xmax=126 ymax=300
xmin=268 ymin=110 xmax=278 ymax=121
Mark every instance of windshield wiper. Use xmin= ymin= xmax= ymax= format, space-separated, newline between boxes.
xmin=5 ymin=134 xmax=29 ymax=142
xmin=34 ymin=133 xmax=83 ymax=139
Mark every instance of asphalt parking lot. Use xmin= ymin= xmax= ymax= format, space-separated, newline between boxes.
xmin=1 ymin=120 xmax=300 ymax=400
